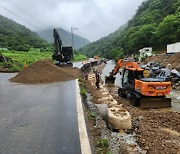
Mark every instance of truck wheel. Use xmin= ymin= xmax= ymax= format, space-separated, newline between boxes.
xmin=130 ymin=94 xmax=140 ymax=107
xmin=118 ymin=88 xmax=127 ymax=98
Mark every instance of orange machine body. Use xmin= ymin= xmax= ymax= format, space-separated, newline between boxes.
xmin=135 ymin=79 xmax=171 ymax=97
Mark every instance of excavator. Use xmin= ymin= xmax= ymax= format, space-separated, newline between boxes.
xmin=105 ymin=59 xmax=172 ymax=108
xmin=52 ymin=28 xmax=73 ymax=67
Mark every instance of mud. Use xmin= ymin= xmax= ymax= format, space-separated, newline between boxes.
xmin=10 ymin=59 xmax=81 ymax=84
xmin=108 ymin=86 xmax=180 ymax=154
xmin=85 ymin=61 xmax=180 ymax=154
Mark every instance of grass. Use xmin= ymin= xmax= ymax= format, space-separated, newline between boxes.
xmin=2 ymin=50 xmax=52 ymax=66
xmin=96 ymin=138 xmax=111 ymax=154
xmin=73 ymin=53 xmax=88 ymax=62
xmin=0 ymin=50 xmax=87 ymax=71
xmin=78 ymin=77 xmax=87 ymax=98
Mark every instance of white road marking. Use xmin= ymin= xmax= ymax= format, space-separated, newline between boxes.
xmin=76 ymin=80 xmax=92 ymax=154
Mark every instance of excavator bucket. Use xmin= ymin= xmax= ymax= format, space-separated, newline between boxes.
xmin=140 ymin=97 xmax=172 ymax=109
xmin=105 ymin=75 xmax=116 ymax=85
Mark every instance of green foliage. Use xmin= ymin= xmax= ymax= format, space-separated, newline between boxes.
xmin=79 ymin=0 xmax=180 ymax=59
xmin=1 ymin=50 xmax=88 ymax=71
xmin=0 ymin=15 xmax=51 ymax=51
xmin=89 ymin=112 xmax=96 ymax=119
xmin=80 ymin=87 xmax=87 ymax=97
xmin=0 ymin=59 xmax=24 ymax=71
xmin=78 ymin=24 xmax=127 ymax=59
xmin=96 ymin=138 xmax=111 ymax=154
xmin=157 ymin=14 xmax=180 ymax=47
xmin=73 ymin=52 xmax=88 ymax=62
xmin=2 ymin=50 xmax=51 ymax=66
xmin=78 ymin=78 xmax=87 ymax=98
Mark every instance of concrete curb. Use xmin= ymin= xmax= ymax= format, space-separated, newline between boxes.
xmin=76 ymin=80 xmax=92 ymax=154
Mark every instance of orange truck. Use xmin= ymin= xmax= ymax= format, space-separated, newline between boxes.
xmin=105 ymin=59 xmax=171 ymax=108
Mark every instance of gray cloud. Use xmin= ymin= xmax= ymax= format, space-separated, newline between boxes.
xmin=0 ymin=0 xmax=144 ymax=41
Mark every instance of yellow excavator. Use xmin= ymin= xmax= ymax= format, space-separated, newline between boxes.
xmin=105 ymin=59 xmax=172 ymax=108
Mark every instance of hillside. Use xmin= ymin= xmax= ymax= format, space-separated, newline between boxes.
xmin=80 ymin=0 xmax=180 ymax=59
xmin=0 ymin=15 xmax=49 ymax=51
xmin=37 ymin=28 xmax=90 ymax=50
xmin=79 ymin=24 xmax=127 ymax=59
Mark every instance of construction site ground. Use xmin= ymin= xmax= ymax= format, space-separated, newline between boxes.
xmin=0 ymin=58 xmax=180 ymax=153
xmin=84 ymin=62 xmax=180 ymax=154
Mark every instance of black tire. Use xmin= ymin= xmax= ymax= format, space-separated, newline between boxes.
xmin=118 ymin=88 xmax=127 ymax=98
xmin=130 ymin=94 xmax=140 ymax=107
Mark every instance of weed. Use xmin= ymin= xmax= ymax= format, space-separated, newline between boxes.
xmin=96 ymin=138 xmax=111 ymax=154
xmin=89 ymin=112 xmax=96 ymax=118
xmin=80 ymin=87 xmax=87 ymax=98
xmin=78 ymin=78 xmax=87 ymax=98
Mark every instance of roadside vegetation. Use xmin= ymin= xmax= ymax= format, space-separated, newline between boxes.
xmin=73 ymin=51 xmax=88 ymax=62
xmin=96 ymin=138 xmax=110 ymax=154
xmin=0 ymin=50 xmax=87 ymax=71
xmin=78 ymin=77 xmax=87 ymax=98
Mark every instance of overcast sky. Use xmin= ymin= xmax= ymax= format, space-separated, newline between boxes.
xmin=0 ymin=0 xmax=144 ymax=41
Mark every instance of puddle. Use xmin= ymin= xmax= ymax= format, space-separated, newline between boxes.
xmin=160 ymin=90 xmax=180 ymax=113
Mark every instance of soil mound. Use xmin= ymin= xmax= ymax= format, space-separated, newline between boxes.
xmin=10 ymin=59 xmax=81 ymax=84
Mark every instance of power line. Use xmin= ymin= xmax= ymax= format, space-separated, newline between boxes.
xmin=48 ymin=0 xmax=76 ymax=28
xmin=45 ymin=0 xmax=69 ymax=29
xmin=46 ymin=0 xmax=84 ymax=37
xmin=6 ymin=0 xmax=44 ymax=28
xmin=0 ymin=4 xmax=40 ymax=30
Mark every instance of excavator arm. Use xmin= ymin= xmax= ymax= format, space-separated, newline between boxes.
xmin=105 ymin=59 xmax=143 ymax=84
xmin=53 ymin=28 xmax=63 ymax=54
xmin=105 ymin=59 xmax=124 ymax=84
xmin=52 ymin=28 xmax=64 ymax=62
xmin=52 ymin=28 xmax=73 ymax=66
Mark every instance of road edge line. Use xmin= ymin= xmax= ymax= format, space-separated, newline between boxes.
xmin=76 ymin=80 xmax=92 ymax=154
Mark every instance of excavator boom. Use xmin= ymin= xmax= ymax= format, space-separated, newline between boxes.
xmin=52 ymin=28 xmax=73 ymax=67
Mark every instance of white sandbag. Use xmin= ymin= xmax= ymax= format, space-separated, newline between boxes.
xmin=108 ymin=106 xmax=132 ymax=129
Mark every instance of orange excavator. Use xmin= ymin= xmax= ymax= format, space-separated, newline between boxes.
xmin=105 ymin=59 xmax=172 ymax=108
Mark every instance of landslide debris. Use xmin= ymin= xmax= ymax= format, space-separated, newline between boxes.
xmin=10 ymin=59 xmax=81 ymax=84
xmin=144 ymin=52 xmax=180 ymax=71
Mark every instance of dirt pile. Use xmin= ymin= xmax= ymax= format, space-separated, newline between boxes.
xmin=10 ymin=59 xmax=81 ymax=84
xmin=144 ymin=52 xmax=180 ymax=71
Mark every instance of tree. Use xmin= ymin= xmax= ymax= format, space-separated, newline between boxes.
xmin=157 ymin=15 xmax=180 ymax=47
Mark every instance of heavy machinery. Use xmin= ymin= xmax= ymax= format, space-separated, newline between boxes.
xmin=105 ymin=59 xmax=172 ymax=108
xmin=52 ymin=28 xmax=73 ymax=67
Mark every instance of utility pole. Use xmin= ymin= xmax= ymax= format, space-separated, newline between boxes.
xmin=71 ymin=27 xmax=78 ymax=49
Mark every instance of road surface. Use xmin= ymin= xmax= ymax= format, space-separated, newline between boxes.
xmin=0 ymin=73 xmax=89 ymax=154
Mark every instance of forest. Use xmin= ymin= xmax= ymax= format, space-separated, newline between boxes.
xmin=0 ymin=15 xmax=50 ymax=51
xmin=79 ymin=0 xmax=180 ymax=60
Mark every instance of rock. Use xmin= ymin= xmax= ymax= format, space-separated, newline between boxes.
xmin=145 ymin=146 xmax=149 ymax=150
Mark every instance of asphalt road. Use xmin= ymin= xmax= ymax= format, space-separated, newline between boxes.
xmin=0 ymin=73 xmax=81 ymax=154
